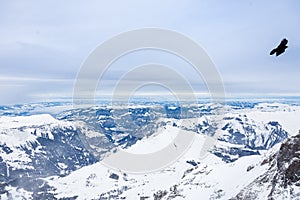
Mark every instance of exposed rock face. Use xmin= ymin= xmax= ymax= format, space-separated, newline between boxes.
xmin=277 ymin=134 xmax=300 ymax=183
xmin=233 ymin=133 xmax=300 ymax=200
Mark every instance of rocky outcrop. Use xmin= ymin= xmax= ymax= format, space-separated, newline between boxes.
xmin=233 ymin=133 xmax=300 ymax=199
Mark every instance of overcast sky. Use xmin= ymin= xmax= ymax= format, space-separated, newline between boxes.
xmin=0 ymin=0 xmax=299 ymax=104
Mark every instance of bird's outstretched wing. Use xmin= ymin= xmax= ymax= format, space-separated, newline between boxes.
xmin=270 ymin=48 xmax=277 ymax=55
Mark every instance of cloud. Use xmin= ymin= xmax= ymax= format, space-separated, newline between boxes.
xmin=0 ymin=0 xmax=300 ymax=104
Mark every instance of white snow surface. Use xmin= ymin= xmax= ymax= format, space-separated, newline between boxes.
xmin=46 ymin=125 xmax=268 ymax=199
xmin=0 ymin=114 xmax=74 ymax=170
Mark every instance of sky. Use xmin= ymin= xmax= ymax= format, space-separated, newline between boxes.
xmin=0 ymin=0 xmax=300 ymax=104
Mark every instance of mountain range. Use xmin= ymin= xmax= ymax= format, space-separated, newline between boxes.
xmin=0 ymin=101 xmax=299 ymax=199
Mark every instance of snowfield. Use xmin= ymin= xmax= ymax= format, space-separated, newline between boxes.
xmin=46 ymin=128 xmax=269 ymax=199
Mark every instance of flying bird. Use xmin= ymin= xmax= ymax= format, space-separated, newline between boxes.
xmin=270 ymin=38 xmax=288 ymax=56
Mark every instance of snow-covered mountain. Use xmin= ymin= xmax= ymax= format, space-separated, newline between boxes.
xmin=0 ymin=114 xmax=97 ymax=199
xmin=233 ymin=133 xmax=300 ymax=199
xmin=0 ymin=101 xmax=299 ymax=199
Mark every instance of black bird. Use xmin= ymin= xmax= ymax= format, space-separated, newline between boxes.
xmin=270 ymin=38 xmax=288 ymax=56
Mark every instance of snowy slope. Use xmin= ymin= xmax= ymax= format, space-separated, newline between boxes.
xmin=0 ymin=114 xmax=72 ymax=169
xmin=0 ymin=114 xmax=97 ymax=199
xmin=46 ymin=124 xmax=270 ymax=200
